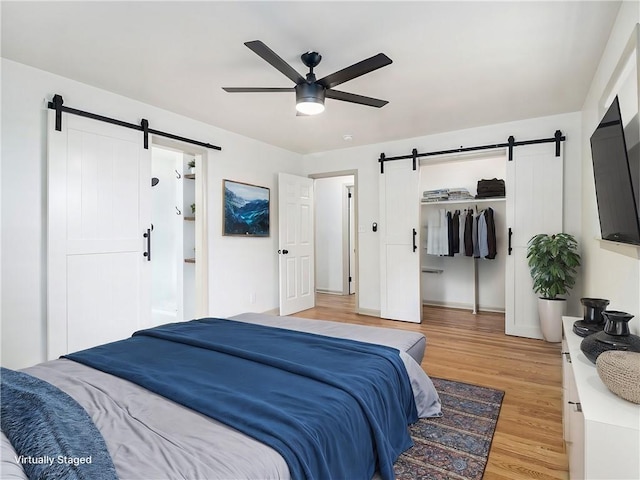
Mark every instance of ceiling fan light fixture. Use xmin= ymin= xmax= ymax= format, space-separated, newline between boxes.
xmin=296 ymin=99 xmax=325 ymax=115
xmin=295 ymin=83 xmax=325 ymax=115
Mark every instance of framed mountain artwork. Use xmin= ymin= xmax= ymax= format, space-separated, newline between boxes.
xmin=223 ymin=180 xmax=270 ymax=236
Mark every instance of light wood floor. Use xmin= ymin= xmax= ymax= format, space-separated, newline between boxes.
xmin=293 ymin=294 xmax=568 ymax=480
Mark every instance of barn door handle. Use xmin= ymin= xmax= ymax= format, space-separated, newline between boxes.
xmin=143 ymin=228 xmax=151 ymax=261
xmin=508 ymin=228 xmax=513 ymax=255
xmin=412 ymin=228 xmax=417 ymax=252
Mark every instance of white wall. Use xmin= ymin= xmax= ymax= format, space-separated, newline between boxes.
xmin=580 ymin=6 xmax=640 ymax=334
xmin=315 ymin=175 xmax=353 ymax=294
xmin=0 ymin=59 xmax=303 ymax=369
xmin=303 ymin=112 xmax=583 ymax=316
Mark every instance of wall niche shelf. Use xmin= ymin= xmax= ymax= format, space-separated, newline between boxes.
xmin=184 ymin=174 xmax=195 ymax=180
xmin=184 ymin=258 xmax=195 ymax=264
xmin=184 ymin=216 xmax=195 ymax=222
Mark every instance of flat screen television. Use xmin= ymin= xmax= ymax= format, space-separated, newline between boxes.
xmin=590 ymin=96 xmax=640 ymax=245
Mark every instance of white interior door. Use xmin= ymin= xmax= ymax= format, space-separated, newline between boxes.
xmin=348 ymin=185 xmax=356 ymax=295
xmin=278 ymin=173 xmax=315 ymax=315
xmin=505 ymin=143 xmax=563 ymax=338
xmin=379 ymin=160 xmax=422 ymax=323
xmin=48 ymin=111 xmax=151 ymax=358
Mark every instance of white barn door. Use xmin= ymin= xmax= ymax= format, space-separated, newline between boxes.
xmin=379 ymin=160 xmax=422 ymax=323
xmin=505 ymin=143 xmax=563 ymax=339
xmin=278 ymin=173 xmax=315 ymax=315
xmin=48 ymin=112 xmax=151 ymax=359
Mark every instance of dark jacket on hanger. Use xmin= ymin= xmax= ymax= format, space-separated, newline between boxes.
xmin=464 ymin=210 xmax=474 ymax=256
xmin=485 ymin=207 xmax=497 ymax=259
xmin=452 ymin=210 xmax=460 ymax=254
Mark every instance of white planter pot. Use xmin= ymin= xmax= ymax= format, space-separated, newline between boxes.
xmin=537 ymin=298 xmax=566 ymax=342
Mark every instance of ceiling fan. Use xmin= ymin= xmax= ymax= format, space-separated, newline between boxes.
xmin=223 ymin=41 xmax=392 ymax=116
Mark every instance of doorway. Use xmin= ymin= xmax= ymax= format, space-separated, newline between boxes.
xmin=312 ymin=171 xmax=358 ymax=312
xmin=151 ymin=146 xmax=184 ymax=325
xmin=151 ymin=141 xmax=209 ymax=324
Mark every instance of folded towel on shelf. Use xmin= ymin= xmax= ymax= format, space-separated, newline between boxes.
xmin=422 ymin=187 xmax=474 ymax=202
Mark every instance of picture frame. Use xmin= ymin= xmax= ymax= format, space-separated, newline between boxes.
xmin=223 ymin=179 xmax=270 ymax=237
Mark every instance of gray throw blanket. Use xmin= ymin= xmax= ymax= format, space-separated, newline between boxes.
xmin=0 ymin=367 xmax=118 ymax=480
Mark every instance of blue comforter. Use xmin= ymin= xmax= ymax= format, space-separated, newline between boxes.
xmin=65 ymin=318 xmax=418 ymax=480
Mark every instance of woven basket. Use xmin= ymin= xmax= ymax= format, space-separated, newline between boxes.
xmin=596 ymin=351 xmax=640 ymax=404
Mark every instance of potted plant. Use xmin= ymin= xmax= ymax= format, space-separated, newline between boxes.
xmin=526 ymin=233 xmax=581 ymax=342
xmin=188 ymin=160 xmax=196 ymax=174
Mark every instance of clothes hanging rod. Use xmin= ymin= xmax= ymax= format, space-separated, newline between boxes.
xmin=378 ymin=130 xmax=565 ymax=173
xmin=47 ymin=94 xmax=222 ymax=151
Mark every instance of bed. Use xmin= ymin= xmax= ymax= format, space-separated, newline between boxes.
xmin=1 ymin=312 xmax=441 ymax=480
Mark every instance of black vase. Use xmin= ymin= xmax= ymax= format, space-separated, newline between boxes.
xmin=580 ymin=311 xmax=640 ymax=364
xmin=573 ymin=298 xmax=610 ymax=337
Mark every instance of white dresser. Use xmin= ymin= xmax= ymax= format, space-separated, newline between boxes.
xmin=562 ymin=317 xmax=640 ymax=479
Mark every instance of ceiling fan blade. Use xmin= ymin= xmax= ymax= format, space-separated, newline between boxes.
xmin=222 ymin=87 xmax=294 ymax=93
xmin=317 ymin=53 xmax=392 ymax=89
xmin=244 ymin=41 xmax=306 ymax=85
xmin=325 ymin=89 xmax=388 ymax=108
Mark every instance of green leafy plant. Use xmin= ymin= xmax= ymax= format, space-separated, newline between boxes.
xmin=190 ymin=203 xmax=196 ymax=214
xmin=188 ymin=160 xmax=196 ymax=169
xmin=526 ymin=233 xmax=581 ymax=299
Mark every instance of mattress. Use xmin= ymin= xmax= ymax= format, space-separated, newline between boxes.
xmin=2 ymin=313 xmax=438 ymax=480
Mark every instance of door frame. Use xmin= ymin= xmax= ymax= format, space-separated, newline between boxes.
xmin=152 ymin=136 xmax=209 ymax=318
xmin=309 ymin=170 xmax=359 ymax=312
xmin=344 ymin=184 xmax=355 ymax=295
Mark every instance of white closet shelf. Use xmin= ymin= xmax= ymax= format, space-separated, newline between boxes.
xmin=420 ymin=197 xmax=505 ymax=206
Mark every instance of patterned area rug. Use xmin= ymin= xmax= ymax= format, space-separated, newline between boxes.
xmin=395 ymin=378 xmax=504 ymax=480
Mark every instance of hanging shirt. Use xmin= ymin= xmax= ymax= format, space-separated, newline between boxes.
xmin=426 ymin=208 xmax=448 ymax=255
xmin=458 ymin=211 xmax=465 ymax=255
xmin=438 ymin=209 xmax=449 ymax=255
xmin=446 ymin=211 xmax=454 ymax=257
xmin=472 ymin=213 xmax=480 ymax=258
xmin=477 ymin=211 xmax=489 ymax=258
xmin=426 ymin=208 xmax=440 ymax=255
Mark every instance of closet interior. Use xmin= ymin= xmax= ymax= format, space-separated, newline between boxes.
xmin=420 ymin=153 xmax=506 ymax=314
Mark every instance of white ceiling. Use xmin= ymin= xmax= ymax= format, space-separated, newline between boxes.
xmin=1 ymin=1 xmax=621 ymax=154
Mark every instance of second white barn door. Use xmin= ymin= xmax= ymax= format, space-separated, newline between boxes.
xmin=505 ymin=142 xmax=564 ymax=339
xmin=48 ymin=111 xmax=152 ymax=359
xmin=379 ymin=160 xmax=422 ymax=323
xmin=278 ymin=173 xmax=315 ymax=316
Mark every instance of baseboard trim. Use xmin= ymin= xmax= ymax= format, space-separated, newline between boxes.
xmin=422 ymin=301 xmax=505 ymax=313
xmin=357 ymin=308 xmax=381 ymax=318
xmin=315 ymin=289 xmax=344 ymax=295
xmin=261 ymin=308 xmax=280 ymax=316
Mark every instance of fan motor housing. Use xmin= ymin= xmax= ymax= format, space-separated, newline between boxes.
xmin=295 ymin=82 xmax=325 ymax=103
